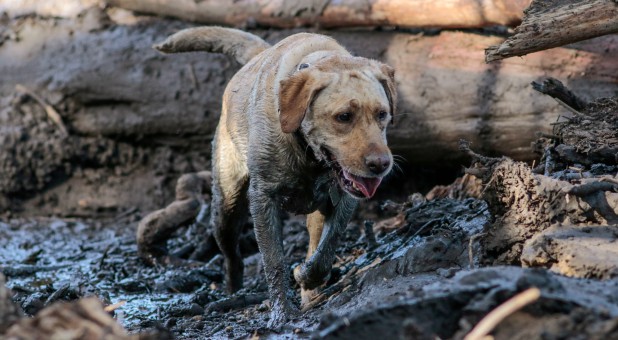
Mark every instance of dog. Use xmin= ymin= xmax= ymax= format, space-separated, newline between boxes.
xmin=154 ymin=27 xmax=396 ymax=327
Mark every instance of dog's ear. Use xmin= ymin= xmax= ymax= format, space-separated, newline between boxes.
xmin=377 ymin=64 xmax=397 ymax=124
xmin=279 ymin=71 xmax=331 ymax=133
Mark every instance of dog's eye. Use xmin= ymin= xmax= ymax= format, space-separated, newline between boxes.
xmin=378 ymin=111 xmax=388 ymax=121
xmin=336 ymin=112 xmax=353 ymax=123
xmin=298 ymin=63 xmax=310 ymax=70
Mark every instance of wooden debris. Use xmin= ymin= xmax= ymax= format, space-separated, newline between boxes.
xmin=464 ymin=288 xmax=541 ymax=340
xmin=521 ymin=225 xmax=618 ymax=279
xmin=568 ymin=181 xmax=618 ymax=197
xmin=486 ymin=0 xmax=618 ymax=62
xmin=204 ymin=293 xmax=268 ymax=313
xmin=531 ymin=78 xmax=586 ymax=114
xmin=108 ymin=0 xmax=530 ymax=29
xmin=136 ymin=171 xmax=212 ymax=264
xmin=15 ymin=84 xmax=68 ymax=136
xmin=103 ymin=300 xmax=126 ymax=313
xmin=468 ymin=232 xmax=487 ymax=269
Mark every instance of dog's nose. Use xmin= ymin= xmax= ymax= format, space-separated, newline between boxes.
xmin=365 ymin=153 xmax=391 ymax=175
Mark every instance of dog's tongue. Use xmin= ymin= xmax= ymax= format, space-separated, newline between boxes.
xmin=343 ymin=171 xmax=382 ymax=198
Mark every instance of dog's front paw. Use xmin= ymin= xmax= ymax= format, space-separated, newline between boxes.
xmin=293 ymin=263 xmax=330 ymax=291
xmin=266 ymin=299 xmax=300 ymax=329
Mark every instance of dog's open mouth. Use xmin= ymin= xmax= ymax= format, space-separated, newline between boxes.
xmin=321 ymin=147 xmax=382 ymax=199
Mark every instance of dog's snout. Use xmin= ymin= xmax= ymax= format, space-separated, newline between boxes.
xmin=365 ymin=153 xmax=391 ymax=175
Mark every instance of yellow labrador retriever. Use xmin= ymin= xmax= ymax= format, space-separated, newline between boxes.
xmin=154 ymin=27 xmax=396 ymax=327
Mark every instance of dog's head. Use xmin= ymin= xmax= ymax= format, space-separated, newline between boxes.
xmin=279 ymin=55 xmax=396 ymax=199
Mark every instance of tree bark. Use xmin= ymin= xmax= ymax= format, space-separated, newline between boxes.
xmin=106 ymin=0 xmax=531 ymax=29
xmin=486 ymin=0 xmax=618 ymax=62
xmin=2 ymin=17 xmax=617 ymax=164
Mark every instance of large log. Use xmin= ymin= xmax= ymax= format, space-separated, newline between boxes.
xmin=486 ymin=0 xmax=618 ymax=62
xmin=1 ymin=14 xmax=617 ymax=164
xmin=0 ymin=0 xmax=100 ymax=18
xmin=106 ymin=0 xmax=531 ymax=29
xmin=1 ymin=12 xmax=617 ymax=215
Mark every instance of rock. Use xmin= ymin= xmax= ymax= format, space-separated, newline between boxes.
xmin=521 ymin=225 xmax=618 ymax=279
xmin=316 ymin=267 xmax=618 ymax=339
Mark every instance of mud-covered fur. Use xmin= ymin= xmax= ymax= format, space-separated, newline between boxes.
xmin=154 ymin=27 xmax=396 ymax=327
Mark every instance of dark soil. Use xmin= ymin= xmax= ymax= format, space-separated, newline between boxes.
xmin=0 ymin=197 xmax=486 ymax=338
xmin=3 ymin=193 xmax=618 ymax=339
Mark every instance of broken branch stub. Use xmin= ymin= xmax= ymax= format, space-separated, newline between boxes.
xmin=486 ymin=0 xmax=618 ymax=62
xmin=531 ymin=78 xmax=586 ymax=112
xmin=136 ymin=171 xmax=212 ymax=264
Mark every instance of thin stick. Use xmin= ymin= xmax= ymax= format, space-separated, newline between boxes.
xmin=464 ymin=288 xmax=541 ymax=340
xmin=544 ymin=146 xmax=553 ymax=176
xmin=103 ymin=300 xmax=126 ymax=312
xmin=553 ymin=97 xmax=583 ymax=116
xmin=468 ymin=232 xmax=486 ymax=269
xmin=15 ymin=84 xmax=68 ymax=136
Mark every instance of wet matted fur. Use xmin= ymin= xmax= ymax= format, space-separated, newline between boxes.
xmin=154 ymin=27 xmax=397 ymax=327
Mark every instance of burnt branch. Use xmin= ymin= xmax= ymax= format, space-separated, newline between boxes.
xmin=531 ymin=78 xmax=586 ymax=112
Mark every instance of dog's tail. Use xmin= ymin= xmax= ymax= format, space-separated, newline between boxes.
xmin=153 ymin=27 xmax=271 ymax=66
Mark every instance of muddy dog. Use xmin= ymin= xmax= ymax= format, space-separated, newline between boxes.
xmin=154 ymin=27 xmax=396 ymax=326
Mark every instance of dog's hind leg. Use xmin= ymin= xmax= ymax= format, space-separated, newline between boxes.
xmin=210 ymin=132 xmax=249 ymax=293
xmin=294 ymin=195 xmax=358 ymax=304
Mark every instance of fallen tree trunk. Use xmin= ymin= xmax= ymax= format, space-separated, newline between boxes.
xmin=0 ymin=0 xmax=100 ymax=18
xmin=106 ymin=0 xmax=531 ymax=29
xmin=1 ymin=11 xmax=617 ymax=215
xmin=0 ymin=14 xmax=618 ymax=163
xmin=2 ymin=15 xmax=617 ymax=162
xmin=486 ymin=0 xmax=618 ymax=62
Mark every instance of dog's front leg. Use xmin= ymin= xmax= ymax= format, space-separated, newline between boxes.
xmin=294 ymin=194 xmax=358 ymax=306
xmin=248 ymin=182 xmax=299 ymax=327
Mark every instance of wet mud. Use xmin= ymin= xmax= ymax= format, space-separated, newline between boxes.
xmin=0 ymin=196 xmax=487 ymax=338
xmin=2 ymin=179 xmax=618 ymax=339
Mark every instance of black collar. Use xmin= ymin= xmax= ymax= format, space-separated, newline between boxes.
xmin=293 ymin=130 xmax=321 ymax=168
xmin=294 ymin=130 xmax=343 ymax=206
xmin=293 ymin=130 xmax=309 ymax=152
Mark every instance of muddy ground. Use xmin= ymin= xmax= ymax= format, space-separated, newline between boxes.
xmin=2 ymin=3 xmax=618 ymax=340
xmin=2 ymin=177 xmax=618 ymax=339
